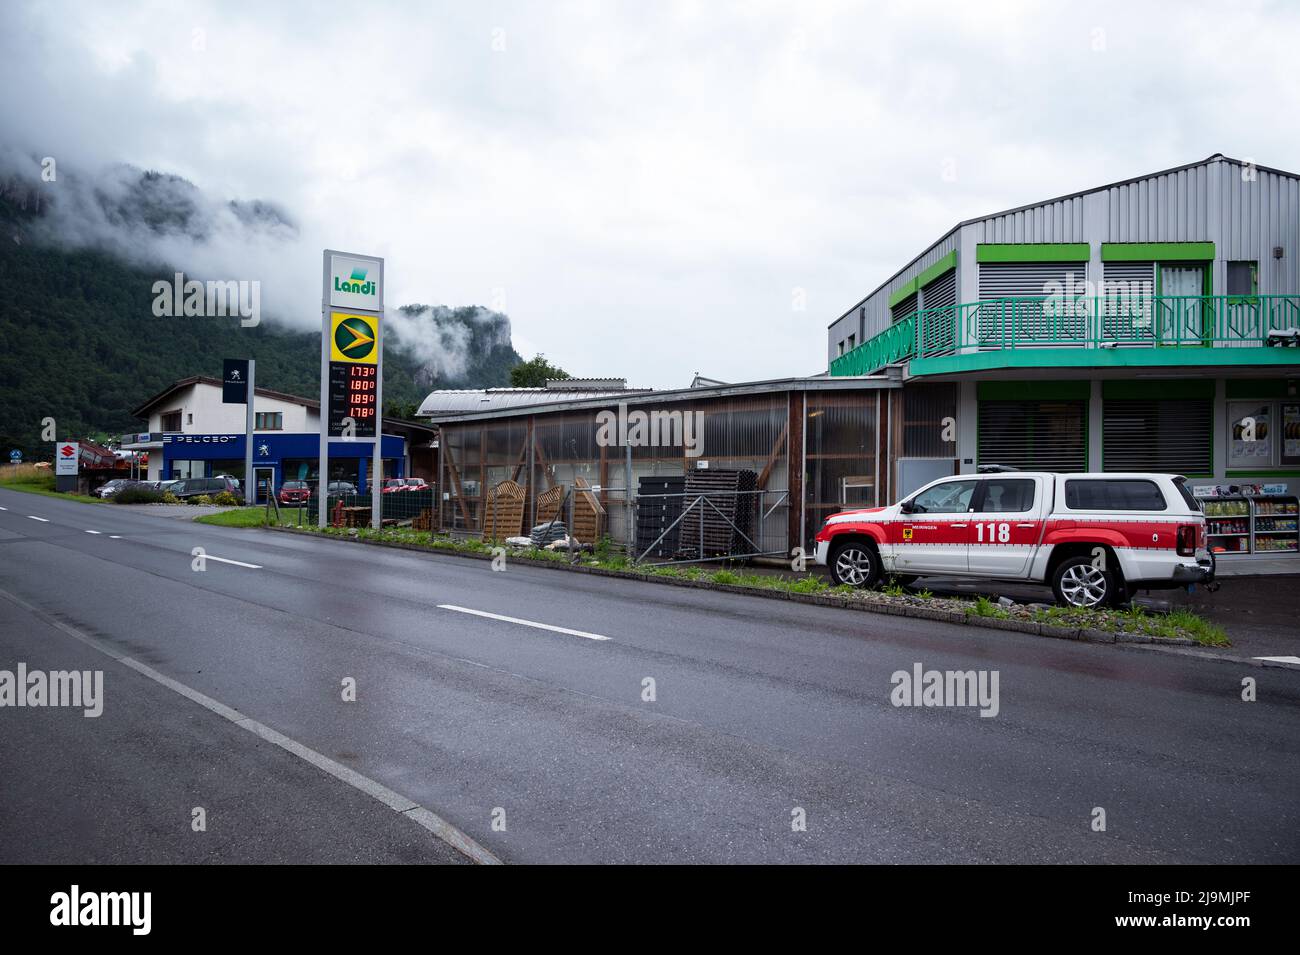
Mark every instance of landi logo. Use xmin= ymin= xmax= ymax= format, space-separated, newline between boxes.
xmin=335 ymin=267 xmax=377 ymax=297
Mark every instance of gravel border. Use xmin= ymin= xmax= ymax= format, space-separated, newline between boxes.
xmin=262 ymin=525 xmax=1202 ymax=648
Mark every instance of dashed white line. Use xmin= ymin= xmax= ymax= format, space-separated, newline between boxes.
xmin=108 ymin=535 xmax=123 ymax=539
xmin=1253 ymin=655 xmax=1300 ymax=665
xmin=85 ymin=530 xmax=102 ymax=535
xmin=438 ymin=604 xmax=611 ymax=641
xmin=203 ymin=555 xmax=262 ymax=569
xmin=27 ymin=516 xmax=49 ymax=522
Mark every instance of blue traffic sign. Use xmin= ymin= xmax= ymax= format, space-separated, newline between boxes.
xmin=8 ymin=450 xmax=20 ymax=463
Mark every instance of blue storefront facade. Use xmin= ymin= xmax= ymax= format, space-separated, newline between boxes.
xmin=162 ymin=432 xmax=406 ymax=494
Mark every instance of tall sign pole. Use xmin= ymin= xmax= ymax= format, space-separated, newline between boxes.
xmin=223 ymin=358 xmax=256 ymax=504
xmin=320 ymin=250 xmax=385 ymax=529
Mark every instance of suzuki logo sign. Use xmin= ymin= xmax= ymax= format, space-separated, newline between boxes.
xmin=55 ymin=442 xmax=79 ymax=476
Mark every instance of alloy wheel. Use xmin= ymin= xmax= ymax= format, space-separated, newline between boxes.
xmin=1059 ymin=564 xmax=1108 ymax=607
xmin=834 ymin=547 xmax=875 ymax=587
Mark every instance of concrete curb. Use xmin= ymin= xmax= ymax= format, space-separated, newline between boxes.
xmin=261 ymin=525 xmax=1204 ymax=651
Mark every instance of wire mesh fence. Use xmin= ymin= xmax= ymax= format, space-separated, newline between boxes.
xmin=266 ymin=479 xmax=437 ymax=528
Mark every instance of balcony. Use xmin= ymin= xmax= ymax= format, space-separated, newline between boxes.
xmin=830 ymin=294 xmax=1300 ymax=377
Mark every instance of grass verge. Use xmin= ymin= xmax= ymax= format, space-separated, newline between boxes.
xmin=0 ymin=465 xmax=102 ymax=504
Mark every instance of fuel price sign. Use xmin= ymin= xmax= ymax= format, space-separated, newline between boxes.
xmin=328 ymin=361 xmax=378 ymax=437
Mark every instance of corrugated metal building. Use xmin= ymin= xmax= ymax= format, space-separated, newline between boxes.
xmin=422 ymin=376 xmax=950 ymax=555
xmin=827 ymin=153 xmax=1300 ymax=561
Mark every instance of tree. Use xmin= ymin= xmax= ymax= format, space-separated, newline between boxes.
xmin=509 ymin=354 xmax=571 ymax=388
xmin=385 ymin=400 xmax=420 ymax=420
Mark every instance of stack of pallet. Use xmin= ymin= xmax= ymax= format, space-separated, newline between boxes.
xmin=412 ymin=508 xmax=433 ymax=531
xmin=675 ymin=468 xmax=758 ymax=559
xmin=483 ymin=479 xmax=527 ymax=541
xmin=636 ymin=475 xmax=685 ymax=558
xmin=572 ymin=477 xmax=605 ymax=544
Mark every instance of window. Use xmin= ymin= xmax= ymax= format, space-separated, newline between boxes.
xmin=977 ymin=479 xmax=1036 ymax=513
xmin=1064 ymin=479 xmax=1167 ymax=511
xmin=160 ymin=410 xmax=182 ymax=432
xmin=255 ymin=412 xmax=283 ymax=431
xmin=909 ymin=479 xmax=977 ymax=514
xmin=847 ymin=334 xmax=856 ymax=350
xmin=186 ymin=413 xmax=193 ymax=424
xmin=1228 ymin=402 xmax=1274 ymax=468
xmin=1226 ymin=261 xmax=1257 ymax=297
xmin=838 ymin=341 xmax=845 ymax=357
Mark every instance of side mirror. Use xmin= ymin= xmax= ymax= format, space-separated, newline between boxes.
xmin=900 ymin=500 xmax=915 ymax=514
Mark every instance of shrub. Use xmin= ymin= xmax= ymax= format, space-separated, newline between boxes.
xmin=161 ymin=492 xmax=179 ymax=504
xmin=188 ymin=494 xmax=213 ymax=506
xmin=211 ymin=490 xmax=240 ymax=506
xmin=113 ymin=486 xmax=166 ymax=505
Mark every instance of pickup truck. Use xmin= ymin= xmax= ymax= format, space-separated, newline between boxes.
xmin=813 ymin=472 xmax=1213 ymax=608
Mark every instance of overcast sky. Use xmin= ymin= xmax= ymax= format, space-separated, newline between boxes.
xmin=5 ymin=0 xmax=1300 ymax=387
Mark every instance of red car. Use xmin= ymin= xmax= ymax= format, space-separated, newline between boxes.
xmin=278 ymin=480 xmax=312 ymax=504
xmin=382 ymin=478 xmax=428 ymax=494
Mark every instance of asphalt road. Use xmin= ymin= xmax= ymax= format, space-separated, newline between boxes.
xmin=1 ymin=487 xmax=1298 ymax=864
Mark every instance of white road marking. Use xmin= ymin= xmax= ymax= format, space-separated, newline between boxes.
xmin=0 ymin=584 xmax=500 ymax=866
xmin=27 ymin=516 xmax=48 ymax=522
xmin=1253 ymin=655 xmax=1300 ymax=665
xmin=0 ymin=505 xmax=7 ymax=510
xmin=203 ymin=554 xmax=262 ymax=569
xmin=85 ymin=530 xmax=102 ymax=535
xmin=109 ymin=535 xmax=123 ymax=539
xmin=438 ymin=604 xmax=611 ymax=641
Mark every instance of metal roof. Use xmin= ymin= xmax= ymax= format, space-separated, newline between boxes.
xmin=421 ymin=373 xmax=898 ymax=425
xmin=417 ymin=388 xmax=648 ymax=416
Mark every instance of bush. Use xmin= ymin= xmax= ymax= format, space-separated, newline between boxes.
xmin=162 ymin=492 xmax=179 ymax=504
xmin=188 ymin=494 xmax=213 ymax=506
xmin=211 ymin=490 xmax=240 ymax=506
xmin=113 ymin=486 xmax=166 ymax=505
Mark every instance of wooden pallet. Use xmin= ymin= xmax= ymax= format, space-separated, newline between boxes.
xmin=572 ymin=477 xmax=606 ymax=544
xmin=483 ymin=479 xmax=527 ymax=541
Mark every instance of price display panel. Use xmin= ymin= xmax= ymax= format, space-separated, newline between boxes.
xmin=328 ymin=361 xmax=378 ymax=437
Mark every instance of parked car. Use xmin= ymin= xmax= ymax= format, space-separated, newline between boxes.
xmin=327 ymin=481 xmax=357 ymax=495
xmin=171 ymin=476 xmax=240 ymax=500
xmin=813 ymin=471 xmax=1212 ymax=608
xmin=278 ymin=480 xmax=312 ymax=504
xmin=93 ymin=478 xmax=139 ymax=498
xmin=382 ymin=477 xmax=428 ymax=493
xmin=157 ymin=479 xmax=182 ymax=494
xmin=214 ymin=474 xmax=241 ymax=492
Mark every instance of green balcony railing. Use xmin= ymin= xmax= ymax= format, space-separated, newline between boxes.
xmin=830 ymin=294 xmax=1300 ymax=376
xmin=829 ymin=314 xmax=916 ymax=376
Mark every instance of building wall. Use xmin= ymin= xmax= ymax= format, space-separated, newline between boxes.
xmin=830 ymin=156 xmax=1300 ymax=362
xmin=146 ymin=383 xmax=318 ymax=434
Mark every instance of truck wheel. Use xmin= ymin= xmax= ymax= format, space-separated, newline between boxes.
xmin=829 ymin=540 xmax=881 ymax=588
xmin=1051 ymin=555 xmax=1116 ymax=609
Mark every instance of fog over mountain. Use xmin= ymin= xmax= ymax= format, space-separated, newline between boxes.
xmin=0 ymin=148 xmax=517 ymax=387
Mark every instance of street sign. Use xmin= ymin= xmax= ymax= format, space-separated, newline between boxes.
xmin=222 ymin=358 xmax=250 ymax=404
xmin=320 ymin=251 xmax=384 ymax=529
xmin=8 ymin=449 xmax=20 ymax=463
xmin=55 ymin=442 xmax=79 ymax=476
